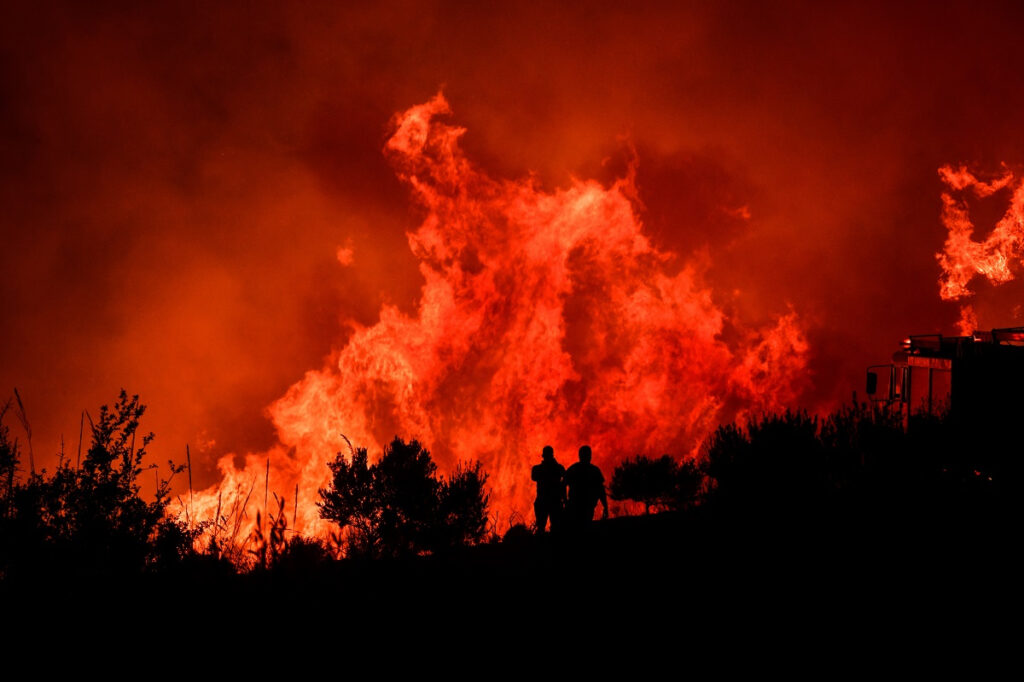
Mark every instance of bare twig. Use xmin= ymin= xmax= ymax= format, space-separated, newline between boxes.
xmin=76 ymin=411 xmax=84 ymax=470
xmin=13 ymin=388 xmax=33 ymax=475
xmin=230 ymin=477 xmax=257 ymax=546
xmin=339 ymin=433 xmax=355 ymax=459
xmin=178 ymin=495 xmax=190 ymax=527
xmin=186 ymin=444 xmax=194 ymax=529
xmin=126 ymin=429 xmax=136 ymax=485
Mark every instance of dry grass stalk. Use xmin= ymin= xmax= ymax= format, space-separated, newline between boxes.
xmin=13 ymin=388 xmax=33 ymax=475
xmin=186 ymin=444 xmax=194 ymax=529
xmin=76 ymin=411 xmax=84 ymax=470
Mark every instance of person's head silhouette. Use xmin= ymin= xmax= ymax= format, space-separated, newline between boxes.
xmin=542 ymin=445 xmax=554 ymax=461
xmin=578 ymin=445 xmax=592 ymax=464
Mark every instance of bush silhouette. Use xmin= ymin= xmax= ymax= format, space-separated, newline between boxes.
xmin=609 ymin=454 xmax=703 ymax=514
xmin=0 ymin=402 xmax=19 ymax=517
xmin=436 ymin=460 xmax=490 ymax=548
xmin=696 ymin=402 xmax=1011 ymax=518
xmin=700 ymin=410 xmax=826 ymax=511
xmin=0 ymin=390 xmax=196 ymax=579
xmin=318 ymin=437 xmax=489 ymax=558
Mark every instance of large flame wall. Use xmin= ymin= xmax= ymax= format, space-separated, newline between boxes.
xmin=189 ymin=95 xmax=807 ymax=534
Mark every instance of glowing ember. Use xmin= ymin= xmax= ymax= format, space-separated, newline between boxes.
xmin=937 ymin=164 xmax=1024 ymax=331
xmin=181 ymin=94 xmax=808 ymax=542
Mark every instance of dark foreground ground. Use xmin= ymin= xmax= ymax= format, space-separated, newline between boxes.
xmin=4 ymin=496 xmax=1017 ymax=657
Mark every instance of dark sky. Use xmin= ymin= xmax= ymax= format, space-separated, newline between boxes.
xmin=4 ymin=1 xmax=1024 ymax=486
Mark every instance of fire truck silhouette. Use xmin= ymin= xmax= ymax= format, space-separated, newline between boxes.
xmin=866 ymin=327 xmax=1024 ymax=430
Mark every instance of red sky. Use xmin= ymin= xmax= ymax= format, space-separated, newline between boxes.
xmin=5 ymin=1 xmax=1024 ymax=491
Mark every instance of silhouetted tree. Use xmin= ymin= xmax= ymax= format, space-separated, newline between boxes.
xmin=317 ymin=437 xmax=489 ymax=558
xmin=610 ymin=455 xmax=675 ymax=514
xmin=610 ymin=454 xmax=703 ymax=514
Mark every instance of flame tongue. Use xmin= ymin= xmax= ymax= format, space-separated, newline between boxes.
xmin=936 ymin=164 xmax=1024 ymax=334
xmin=186 ymin=94 xmax=808 ymax=538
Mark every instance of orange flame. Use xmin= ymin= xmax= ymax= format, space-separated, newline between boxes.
xmin=180 ymin=94 xmax=808 ymax=545
xmin=957 ymin=304 xmax=979 ymax=338
xmin=937 ymin=164 xmax=1024 ymax=332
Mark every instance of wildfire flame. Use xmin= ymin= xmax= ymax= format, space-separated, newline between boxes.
xmin=936 ymin=164 xmax=1024 ymax=334
xmin=180 ymin=94 xmax=808 ymax=545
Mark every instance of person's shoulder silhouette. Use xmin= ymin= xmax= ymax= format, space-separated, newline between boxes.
xmin=532 ymin=446 xmax=565 ymax=484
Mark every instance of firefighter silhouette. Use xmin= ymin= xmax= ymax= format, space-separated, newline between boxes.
xmin=531 ymin=445 xmax=565 ymax=533
xmin=564 ymin=445 xmax=608 ymax=527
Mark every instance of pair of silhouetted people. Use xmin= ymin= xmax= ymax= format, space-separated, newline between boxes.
xmin=531 ymin=444 xmax=608 ymax=533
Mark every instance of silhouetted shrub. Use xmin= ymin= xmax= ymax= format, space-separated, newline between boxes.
xmin=248 ymin=494 xmax=290 ymax=570
xmin=700 ymin=409 xmax=834 ymax=513
xmin=271 ymin=535 xmax=333 ymax=575
xmin=609 ymin=455 xmax=703 ymax=514
xmin=0 ymin=401 xmax=19 ymax=522
xmin=318 ymin=437 xmax=489 ymax=558
xmin=696 ymin=401 xmax=1008 ymax=518
xmin=818 ymin=400 xmax=905 ymax=492
xmin=673 ymin=459 xmax=704 ymax=511
xmin=436 ymin=461 xmax=490 ymax=548
xmin=0 ymin=391 xmax=197 ymax=580
xmin=501 ymin=523 xmax=532 ymax=546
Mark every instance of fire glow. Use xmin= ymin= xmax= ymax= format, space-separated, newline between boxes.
xmin=936 ymin=164 xmax=1024 ymax=335
xmin=182 ymin=95 xmax=808 ymax=541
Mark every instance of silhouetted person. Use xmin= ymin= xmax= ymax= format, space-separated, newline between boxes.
xmin=564 ymin=445 xmax=608 ymax=528
xmin=531 ymin=445 xmax=565 ymax=533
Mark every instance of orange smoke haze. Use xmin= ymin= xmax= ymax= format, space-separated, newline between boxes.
xmin=6 ymin=2 xmax=1024 ymax=527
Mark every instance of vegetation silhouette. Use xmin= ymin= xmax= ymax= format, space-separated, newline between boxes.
xmin=701 ymin=409 xmax=825 ymax=514
xmin=243 ymin=493 xmax=333 ymax=576
xmin=696 ymin=401 xmax=1015 ymax=525
xmin=2 ymin=385 xmax=1015 ymax=631
xmin=318 ymin=437 xmax=489 ymax=558
xmin=0 ymin=390 xmax=198 ymax=580
xmin=609 ymin=454 xmax=702 ymax=514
